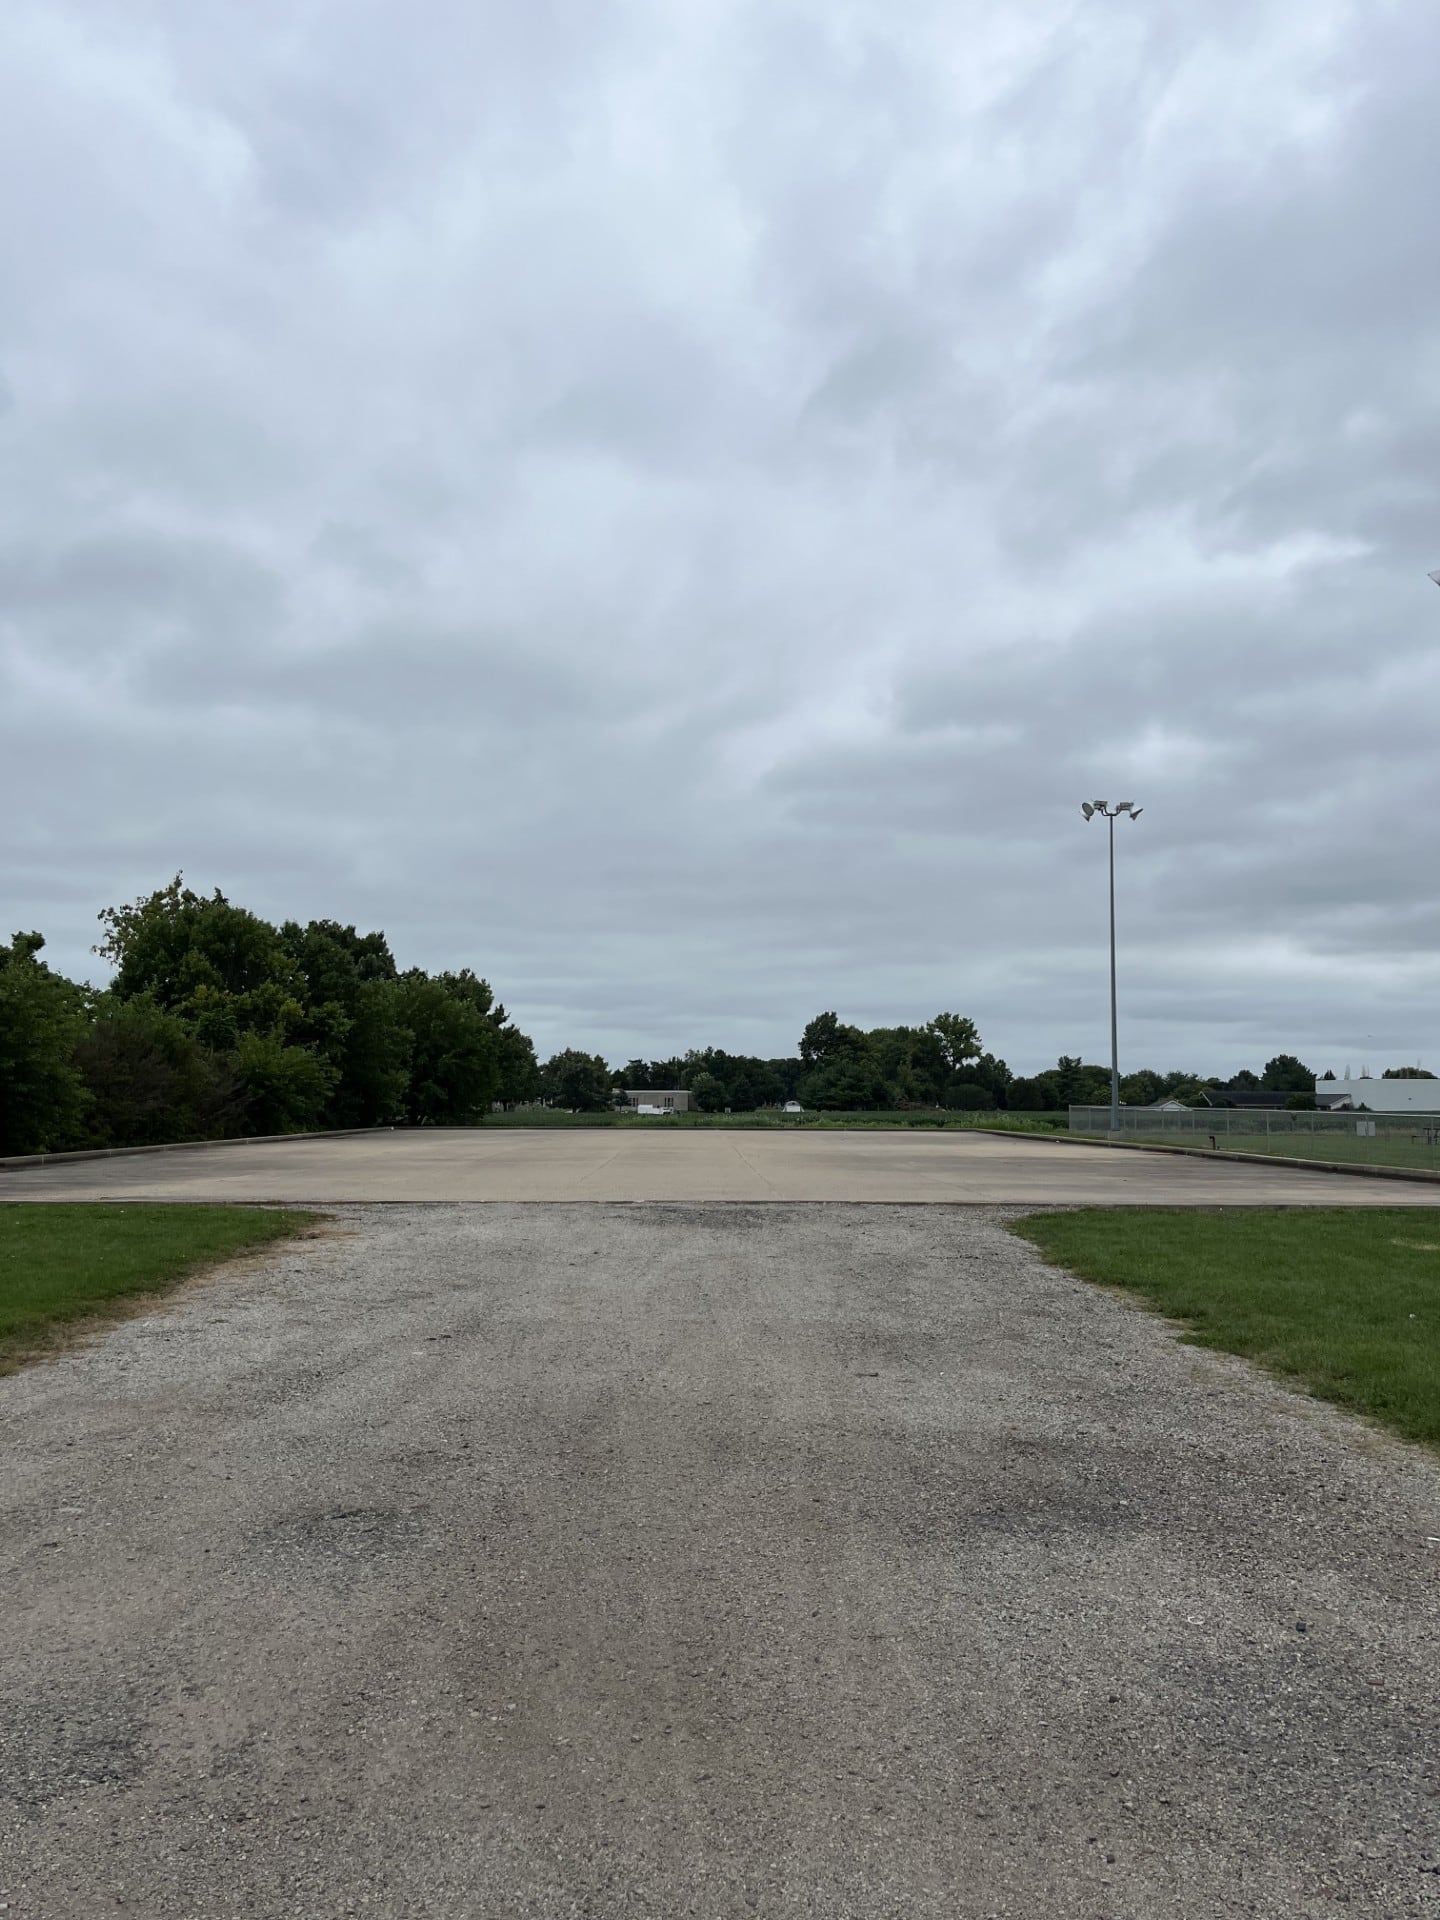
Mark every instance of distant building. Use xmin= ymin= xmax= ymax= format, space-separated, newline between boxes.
xmin=1313 ymin=1073 xmax=1440 ymax=1114
xmin=1202 ymin=1088 xmax=1307 ymax=1111
xmin=621 ymin=1088 xmax=692 ymax=1113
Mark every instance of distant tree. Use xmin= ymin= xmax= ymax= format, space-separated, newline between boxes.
xmin=1120 ymin=1070 xmax=1163 ymax=1107
xmin=1285 ymin=1093 xmax=1317 ymax=1111
xmin=1053 ymin=1056 xmax=1087 ymax=1104
xmin=1228 ymin=1069 xmax=1261 ymax=1090
xmin=492 ymin=1016 xmax=540 ymax=1106
xmin=1260 ymin=1054 xmax=1313 ymax=1093
xmin=799 ymin=1012 xmax=866 ymax=1068
xmin=1382 ymin=1066 xmax=1436 ymax=1079
xmin=1005 ymin=1077 xmax=1050 ymax=1112
xmin=540 ymin=1049 xmax=613 ymax=1112
xmin=964 ymin=1050 xmax=1012 ymax=1107
xmin=689 ymin=1070 xmax=727 ymax=1113
xmin=0 ymin=932 xmax=90 ymax=1154
xmin=944 ymin=1080 xmax=996 ymax=1111
xmin=808 ymin=1054 xmax=892 ymax=1110
xmin=927 ymin=1013 xmax=982 ymax=1075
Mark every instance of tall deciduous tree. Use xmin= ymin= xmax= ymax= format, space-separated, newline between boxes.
xmin=0 ymin=933 xmax=90 ymax=1154
xmin=540 ymin=1050 xmax=613 ymax=1111
xmin=1261 ymin=1054 xmax=1314 ymax=1092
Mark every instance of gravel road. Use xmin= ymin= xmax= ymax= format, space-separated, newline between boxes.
xmin=3 ymin=1204 xmax=1438 ymax=1918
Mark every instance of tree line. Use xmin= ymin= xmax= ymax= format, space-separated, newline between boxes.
xmin=3 ymin=877 xmax=1417 ymax=1154
xmin=1 ymin=878 xmax=541 ymax=1155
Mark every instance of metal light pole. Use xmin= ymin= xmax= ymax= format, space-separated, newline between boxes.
xmin=1081 ymin=800 xmax=1142 ymax=1132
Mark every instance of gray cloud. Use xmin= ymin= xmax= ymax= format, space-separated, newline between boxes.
xmin=2 ymin=0 xmax=1437 ymax=1078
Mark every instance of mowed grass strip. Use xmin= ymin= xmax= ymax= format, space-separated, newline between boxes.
xmin=1011 ymin=1208 xmax=1440 ymax=1449
xmin=0 ymin=1204 xmax=322 ymax=1371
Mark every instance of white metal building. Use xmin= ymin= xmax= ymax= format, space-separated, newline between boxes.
xmin=1314 ymin=1074 xmax=1440 ymax=1113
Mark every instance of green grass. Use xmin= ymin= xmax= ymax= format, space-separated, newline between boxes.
xmin=1011 ymin=1208 xmax=1440 ymax=1449
xmin=0 ymin=1205 xmax=322 ymax=1371
xmin=1103 ymin=1127 xmax=1440 ymax=1173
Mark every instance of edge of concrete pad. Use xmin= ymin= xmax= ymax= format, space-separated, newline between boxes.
xmin=973 ymin=1127 xmax=1440 ymax=1188
xmin=0 ymin=1126 xmax=396 ymax=1172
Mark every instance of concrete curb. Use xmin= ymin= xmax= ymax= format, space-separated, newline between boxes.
xmin=0 ymin=1127 xmax=394 ymax=1172
xmin=973 ymin=1127 xmax=1440 ymax=1188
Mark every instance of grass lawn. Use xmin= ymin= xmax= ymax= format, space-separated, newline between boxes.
xmin=1111 ymin=1128 xmax=1440 ymax=1174
xmin=0 ymin=1205 xmax=322 ymax=1371
xmin=1011 ymin=1208 xmax=1440 ymax=1449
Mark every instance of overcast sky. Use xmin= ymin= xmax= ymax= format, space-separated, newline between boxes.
xmin=3 ymin=0 xmax=1437 ymax=1077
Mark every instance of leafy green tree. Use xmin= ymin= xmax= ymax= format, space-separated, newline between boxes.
xmin=98 ymin=876 xmax=304 ymax=1032
xmin=0 ymin=932 xmax=90 ymax=1154
xmin=331 ymin=979 xmax=413 ymax=1126
xmin=928 ymin=1013 xmax=981 ymax=1075
xmin=1261 ymin=1054 xmax=1313 ymax=1093
xmin=1005 ymin=1077 xmax=1051 ymax=1111
xmin=1228 ymin=1069 xmax=1261 ymax=1090
xmin=280 ymin=918 xmax=405 ymax=1125
xmin=540 ymin=1049 xmax=613 ymax=1112
xmin=962 ymin=1050 xmax=1012 ymax=1108
xmin=232 ymin=1031 xmax=339 ymax=1134
xmin=1383 ymin=1066 xmax=1436 ymax=1079
xmin=1120 ymin=1069 xmax=1163 ymax=1106
xmin=398 ymin=975 xmax=500 ymax=1123
xmin=493 ymin=1016 xmax=540 ymax=1106
xmin=689 ymin=1070 xmax=727 ymax=1112
xmin=798 ymin=1012 xmax=866 ymax=1069
xmin=945 ymin=1080 xmax=997 ymax=1111
xmin=76 ymin=995 xmax=244 ymax=1146
xmin=1053 ymin=1056 xmax=1088 ymax=1104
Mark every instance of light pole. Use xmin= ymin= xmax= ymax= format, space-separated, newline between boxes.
xmin=1081 ymin=800 xmax=1143 ymax=1132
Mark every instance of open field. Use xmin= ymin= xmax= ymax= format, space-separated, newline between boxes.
xmin=1071 ymin=1110 xmax=1440 ymax=1175
xmin=1013 ymin=1207 xmax=1440 ymax=1449
xmin=5 ymin=1202 xmax=1440 ymax=1918
xmin=5 ymin=1124 xmax=1440 ymax=1205
xmin=1125 ymin=1127 xmax=1440 ymax=1173
xmin=0 ymin=1204 xmax=319 ymax=1372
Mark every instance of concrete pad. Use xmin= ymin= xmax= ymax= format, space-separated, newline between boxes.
xmin=3 ymin=1125 xmax=1439 ymax=1205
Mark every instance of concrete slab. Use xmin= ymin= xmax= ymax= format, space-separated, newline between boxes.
xmin=3 ymin=1125 xmax=1438 ymax=1205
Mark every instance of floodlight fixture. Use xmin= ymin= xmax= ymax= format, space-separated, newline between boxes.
xmin=1429 ymin=568 xmax=1440 ymax=587
xmin=1080 ymin=796 xmax=1144 ymax=1132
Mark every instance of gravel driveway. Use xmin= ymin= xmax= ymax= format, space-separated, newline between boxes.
xmin=3 ymin=1204 xmax=1438 ymax=1918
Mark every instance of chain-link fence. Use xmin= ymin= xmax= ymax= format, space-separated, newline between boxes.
xmin=1067 ymin=1103 xmax=1440 ymax=1174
